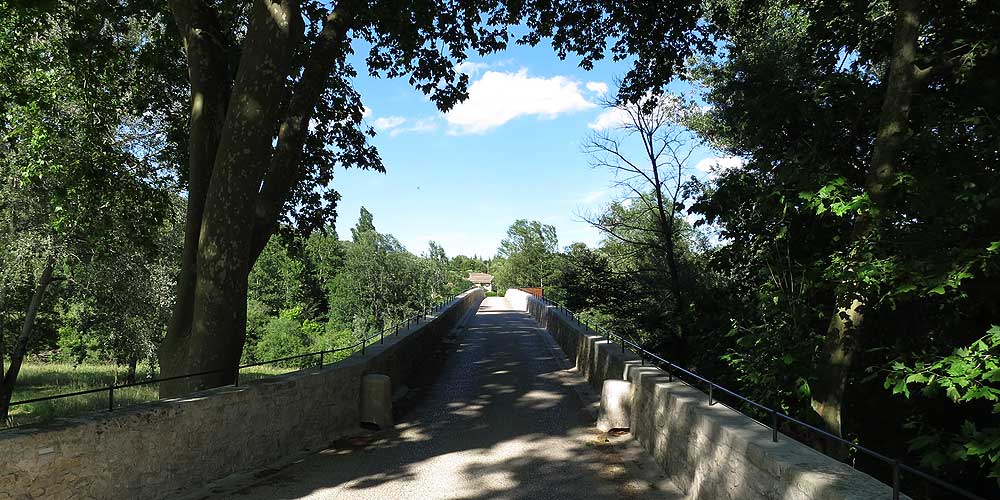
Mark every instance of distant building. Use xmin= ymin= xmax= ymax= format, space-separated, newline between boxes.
xmin=468 ymin=272 xmax=494 ymax=292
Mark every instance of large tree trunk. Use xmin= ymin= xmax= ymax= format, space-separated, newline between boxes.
xmin=159 ymin=1 xmax=353 ymax=397
xmin=811 ymin=0 xmax=922 ymax=438
xmin=167 ymin=0 xmax=304 ymax=394
xmin=0 ymin=255 xmax=56 ymax=420
xmin=159 ymin=0 xmax=232 ymax=395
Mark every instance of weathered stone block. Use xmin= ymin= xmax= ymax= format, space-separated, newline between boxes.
xmin=596 ymin=379 xmax=631 ymax=432
xmin=507 ymin=288 xmax=909 ymax=500
xmin=360 ymin=374 xmax=393 ymax=429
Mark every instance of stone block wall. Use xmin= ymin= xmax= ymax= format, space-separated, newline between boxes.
xmin=0 ymin=288 xmax=484 ymax=500
xmin=506 ymin=288 xmax=904 ymax=500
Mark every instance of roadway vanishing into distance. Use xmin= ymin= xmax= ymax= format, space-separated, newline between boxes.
xmin=207 ymin=297 xmax=682 ymax=500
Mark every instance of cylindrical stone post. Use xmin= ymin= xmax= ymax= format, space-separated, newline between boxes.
xmin=360 ymin=374 xmax=393 ymax=429
xmin=597 ymin=379 xmax=632 ymax=432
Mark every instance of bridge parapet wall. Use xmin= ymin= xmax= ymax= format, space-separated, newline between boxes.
xmin=506 ymin=288 xmax=903 ymax=500
xmin=0 ymin=288 xmax=484 ymax=500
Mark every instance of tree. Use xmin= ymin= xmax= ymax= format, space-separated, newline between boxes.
xmin=450 ymin=255 xmax=488 ymax=275
xmin=582 ymin=92 xmax=701 ymax=344
xmin=248 ymin=237 xmax=310 ymax=314
xmin=495 ymin=220 xmax=558 ymax=289
xmin=329 ymin=208 xmax=402 ymax=337
xmin=683 ymin=0 xmax=999 ymax=490
xmin=0 ymin=3 xmax=175 ymax=418
xmin=156 ymin=0 xmax=719 ymax=394
xmin=423 ymin=241 xmax=450 ymax=300
xmin=560 ymin=199 xmax=709 ymax=356
xmin=55 ymin=203 xmax=184 ymax=383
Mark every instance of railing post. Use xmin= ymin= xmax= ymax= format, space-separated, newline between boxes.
xmin=771 ymin=410 xmax=778 ymax=442
xmin=708 ymin=384 xmax=714 ymax=406
xmin=108 ymin=386 xmax=114 ymax=411
xmin=319 ymin=351 xmax=325 ymax=368
xmin=892 ymin=460 xmax=900 ymax=500
xmin=235 ymin=368 xmax=240 ymax=387
xmin=362 ymin=337 xmax=367 ymax=356
xmin=381 ymin=329 xmax=384 ymax=345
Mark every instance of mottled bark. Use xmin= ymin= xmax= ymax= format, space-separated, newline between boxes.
xmin=159 ymin=0 xmax=232 ymax=394
xmin=161 ymin=1 xmax=357 ymax=397
xmin=174 ymin=0 xmax=304 ymax=393
xmin=0 ymin=255 xmax=55 ymax=420
xmin=811 ymin=0 xmax=922 ymax=438
xmin=249 ymin=5 xmax=355 ymax=262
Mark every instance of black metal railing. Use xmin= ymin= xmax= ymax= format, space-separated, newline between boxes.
xmin=532 ymin=295 xmax=986 ymax=500
xmin=5 ymin=289 xmax=477 ymax=430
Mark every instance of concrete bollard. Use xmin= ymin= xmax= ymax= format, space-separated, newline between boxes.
xmin=597 ymin=379 xmax=632 ymax=432
xmin=360 ymin=374 xmax=393 ymax=429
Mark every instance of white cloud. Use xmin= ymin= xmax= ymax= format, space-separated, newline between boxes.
xmin=580 ymin=190 xmax=607 ymax=203
xmin=694 ymin=156 xmax=745 ymax=180
xmin=586 ymin=81 xmax=608 ymax=94
xmin=588 ymin=94 xmax=688 ymax=131
xmin=363 ymin=106 xmax=373 ymax=118
xmin=445 ymin=70 xmax=596 ymax=135
xmin=455 ymin=61 xmax=490 ymax=77
xmin=390 ymin=117 xmax=438 ymax=137
xmin=373 ymin=116 xmax=406 ymax=132
xmin=587 ymin=107 xmax=632 ymax=130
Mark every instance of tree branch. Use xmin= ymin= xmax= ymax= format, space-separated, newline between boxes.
xmin=250 ymin=3 xmax=358 ymax=262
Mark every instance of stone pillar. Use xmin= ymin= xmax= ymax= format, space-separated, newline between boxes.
xmin=360 ymin=374 xmax=393 ymax=429
xmin=597 ymin=379 xmax=631 ymax=432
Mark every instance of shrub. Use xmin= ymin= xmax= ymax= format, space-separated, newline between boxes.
xmin=252 ymin=307 xmax=313 ymax=366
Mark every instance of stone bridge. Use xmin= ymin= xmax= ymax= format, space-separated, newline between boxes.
xmin=1 ymin=289 xmax=899 ymax=500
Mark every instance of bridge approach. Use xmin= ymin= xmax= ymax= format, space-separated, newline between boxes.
xmin=210 ymin=296 xmax=681 ymax=499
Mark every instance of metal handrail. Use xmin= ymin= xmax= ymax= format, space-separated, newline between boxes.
xmin=6 ymin=290 xmax=474 ymax=424
xmin=533 ymin=295 xmax=986 ymax=500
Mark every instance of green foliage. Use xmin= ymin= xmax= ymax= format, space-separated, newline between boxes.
xmin=449 ymin=255 xmax=489 ymax=275
xmin=886 ymin=326 xmax=1000 ymax=478
xmin=251 ymin=307 xmax=317 ymax=367
xmin=543 ymin=0 xmax=999 ymax=494
xmin=676 ymin=0 xmax=999 ymax=493
xmin=494 ymin=220 xmax=558 ymax=289
xmin=248 ymin=238 xmax=310 ymax=313
xmin=242 ymin=207 xmax=469 ymax=366
xmin=1 ymin=1 xmax=181 ymax=404
xmin=328 ymin=208 xmax=438 ymax=338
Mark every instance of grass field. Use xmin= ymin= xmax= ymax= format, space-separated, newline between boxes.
xmin=5 ymin=362 xmax=300 ymax=429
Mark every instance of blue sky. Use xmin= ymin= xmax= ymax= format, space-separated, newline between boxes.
xmin=333 ymin=41 xmax=736 ymax=258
